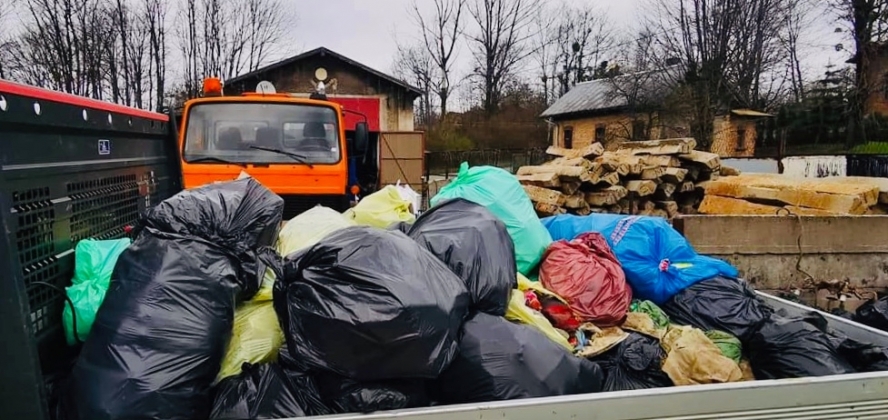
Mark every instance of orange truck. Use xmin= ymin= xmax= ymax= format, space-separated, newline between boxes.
xmin=178 ymin=77 xmax=381 ymax=218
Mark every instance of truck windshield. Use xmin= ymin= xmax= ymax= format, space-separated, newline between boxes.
xmin=182 ymin=102 xmax=341 ymax=165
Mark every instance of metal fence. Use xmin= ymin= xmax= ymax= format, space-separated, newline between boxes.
xmin=425 ymin=148 xmax=549 ymax=180
xmin=847 ymin=155 xmax=888 ymax=178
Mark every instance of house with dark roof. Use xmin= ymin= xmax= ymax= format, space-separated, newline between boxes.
xmin=225 ymin=47 xmax=423 ymax=132
xmin=540 ymin=68 xmax=772 ymax=157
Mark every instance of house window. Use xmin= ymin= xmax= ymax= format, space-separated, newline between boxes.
xmin=631 ymin=120 xmax=646 ymax=141
xmin=736 ymin=127 xmax=747 ymax=151
xmin=594 ymin=125 xmax=606 ymax=143
xmin=563 ymin=127 xmax=574 ymax=148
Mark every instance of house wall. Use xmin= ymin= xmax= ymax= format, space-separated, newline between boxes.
xmin=552 ymin=112 xmax=759 ymax=157
xmin=552 ymin=115 xmax=646 ymax=150
xmin=710 ymin=115 xmax=757 ymax=157
xmin=225 ymin=56 xmax=416 ymax=132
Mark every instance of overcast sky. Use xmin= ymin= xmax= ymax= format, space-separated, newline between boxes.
xmin=291 ymin=0 xmax=850 ymax=87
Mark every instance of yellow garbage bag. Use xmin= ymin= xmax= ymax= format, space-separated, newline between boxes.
xmin=343 ymin=185 xmax=415 ymax=228
xmin=219 ymin=206 xmax=356 ymax=381
xmin=505 ymin=289 xmax=573 ymax=351
xmin=278 ymin=206 xmax=355 ymax=256
xmin=517 ymin=272 xmax=568 ymax=304
xmin=216 ymin=269 xmax=284 ymax=382
xmin=661 ymin=325 xmax=743 ymax=386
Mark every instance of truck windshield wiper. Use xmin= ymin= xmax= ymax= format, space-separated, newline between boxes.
xmin=187 ymin=156 xmax=247 ymax=167
xmin=249 ymin=145 xmax=314 ymax=168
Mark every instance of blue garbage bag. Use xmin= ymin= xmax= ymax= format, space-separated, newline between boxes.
xmin=541 ymin=214 xmax=625 ymax=241
xmin=430 ymin=162 xmax=551 ymax=275
xmin=542 ymin=214 xmax=738 ymax=305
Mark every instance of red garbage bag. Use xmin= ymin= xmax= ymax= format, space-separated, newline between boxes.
xmin=540 ymin=232 xmax=632 ymax=327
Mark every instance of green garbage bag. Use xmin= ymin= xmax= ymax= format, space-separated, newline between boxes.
xmin=430 ymin=162 xmax=552 ymax=275
xmin=630 ymin=300 xmax=670 ymax=329
xmin=63 ymin=238 xmax=132 ymax=345
xmin=705 ymin=330 xmax=742 ymax=363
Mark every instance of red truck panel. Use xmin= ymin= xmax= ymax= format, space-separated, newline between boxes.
xmin=328 ymin=97 xmax=381 ymax=132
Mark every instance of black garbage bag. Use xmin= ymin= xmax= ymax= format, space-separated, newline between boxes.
xmin=210 ymin=363 xmax=326 ymax=420
xmin=854 ymin=296 xmax=888 ymax=332
xmin=661 ymin=276 xmax=773 ymax=342
xmin=434 ymin=312 xmax=603 ymax=404
xmin=747 ymin=312 xmax=856 ymax=380
xmin=588 ymin=332 xmax=673 ymax=391
xmin=275 ymin=347 xmax=333 ymax=417
xmin=387 ymin=221 xmax=413 ymax=234
xmin=406 ymin=198 xmax=517 ymax=315
xmin=69 ymin=178 xmax=284 ymax=420
xmin=315 ymin=373 xmax=429 ymax=414
xmin=794 ymin=310 xmax=888 ymax=373
xmin=275 ymin=226 xmax=471 ymax=381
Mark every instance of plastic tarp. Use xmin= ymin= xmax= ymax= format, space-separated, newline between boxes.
xmin=406 ymin=198 xmax=517 ymax=315
xmin=434 ymin=312 xmax=603 ymax=403
xmin=541 ymin=215 xmax=738 ymax=304
xmin=63 ymin=238 xmax=131 ymax=345
xmin=315 ymin=374 xmax=429 ymax=414
xmin=275 ymin=226 xmax=471 ymax=381
xmin=210 ymin=363 xmax=325 ymax=420
xmin=69 ymin=178 xmax=284 ymax=420
xmin=540 ymin=232 xmax=631 ymax=326
xmin=343 ymin=185 xmax=415 ymax=228
xmin=662 ymin=276 xmax=773 ymax=343
xmin=430 ymin=162 xmax=552 ymax=275
xmin=747 ymin=313 xmax=856 ymax=379
xmin=854 ymin=296 xmax=888 ymax=332
xmin=588 ymin=332 xmax=673 ymax=391
xmin=661 ymin=326 xmax=743 ymax=386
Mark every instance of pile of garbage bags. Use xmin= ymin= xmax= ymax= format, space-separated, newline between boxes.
xmin=60 ymin=163 xmax=888 ymax=420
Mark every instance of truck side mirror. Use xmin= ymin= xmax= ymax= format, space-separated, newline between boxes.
xmin=354 ymin=122 xmax=369 ymax=154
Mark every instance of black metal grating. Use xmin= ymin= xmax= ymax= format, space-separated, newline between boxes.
xmin=68 ymin=175 xmax=140 ymax=242
xmin=12 ymin=187 xmax=58 ymax=337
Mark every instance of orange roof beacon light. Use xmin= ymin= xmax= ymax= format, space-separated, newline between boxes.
xmin=203 ymin=77 xmax=223 ymax=97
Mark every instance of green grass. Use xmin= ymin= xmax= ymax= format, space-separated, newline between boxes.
xmin=848 ymin=142 xmax=888 ymax=154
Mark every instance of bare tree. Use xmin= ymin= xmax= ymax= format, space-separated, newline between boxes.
xmin=410 ymin=0 xmax=465 ymax=118
xmin=550 ymin=3 xmax=616 ymax=96
xmin=780 ymin=0 xmax=816 ymax=102
xmin=466 ymin=0 xmax=538 ymax=114
xmin=177 ymin=0 xmax=292 ymax=100
xmin=529 ymin=5 xmax=559 ymax=104
xmin=830 ymin=0 xmax=888 ymax=145
xmin=393 ymin=43 xmax=435 ymax=127
xmin=650 ymin=0 xmax=791 ymax=150
xmin=143 ymin=0 xmax=167 ymax=111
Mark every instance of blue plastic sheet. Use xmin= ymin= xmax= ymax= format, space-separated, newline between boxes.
xmin=541 ymin=214 xmax=738 ymax=304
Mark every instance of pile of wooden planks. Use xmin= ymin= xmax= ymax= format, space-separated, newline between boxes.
xmin=518 ymin=138 xmax=734 ymax=218
xmin=698 ymin=174 xmax=888 ymax=216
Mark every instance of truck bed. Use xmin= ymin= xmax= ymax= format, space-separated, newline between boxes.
xmin=296 ymin=293 xmax=888 ymax=420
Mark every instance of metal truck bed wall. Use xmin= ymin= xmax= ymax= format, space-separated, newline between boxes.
xmin=0 ymin=80 xmax=181 ymax=420
xmin=300 ymin=293 xmax=888 ymax=420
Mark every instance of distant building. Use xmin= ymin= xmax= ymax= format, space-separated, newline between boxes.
xmin=225 ymin=47 xmax=422 ymax=132
xmin=539 ymin=68 xmax=772 ymax=157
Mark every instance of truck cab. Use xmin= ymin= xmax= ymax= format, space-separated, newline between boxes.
xmin=178 ymin=78 xmax=369 ymax=218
